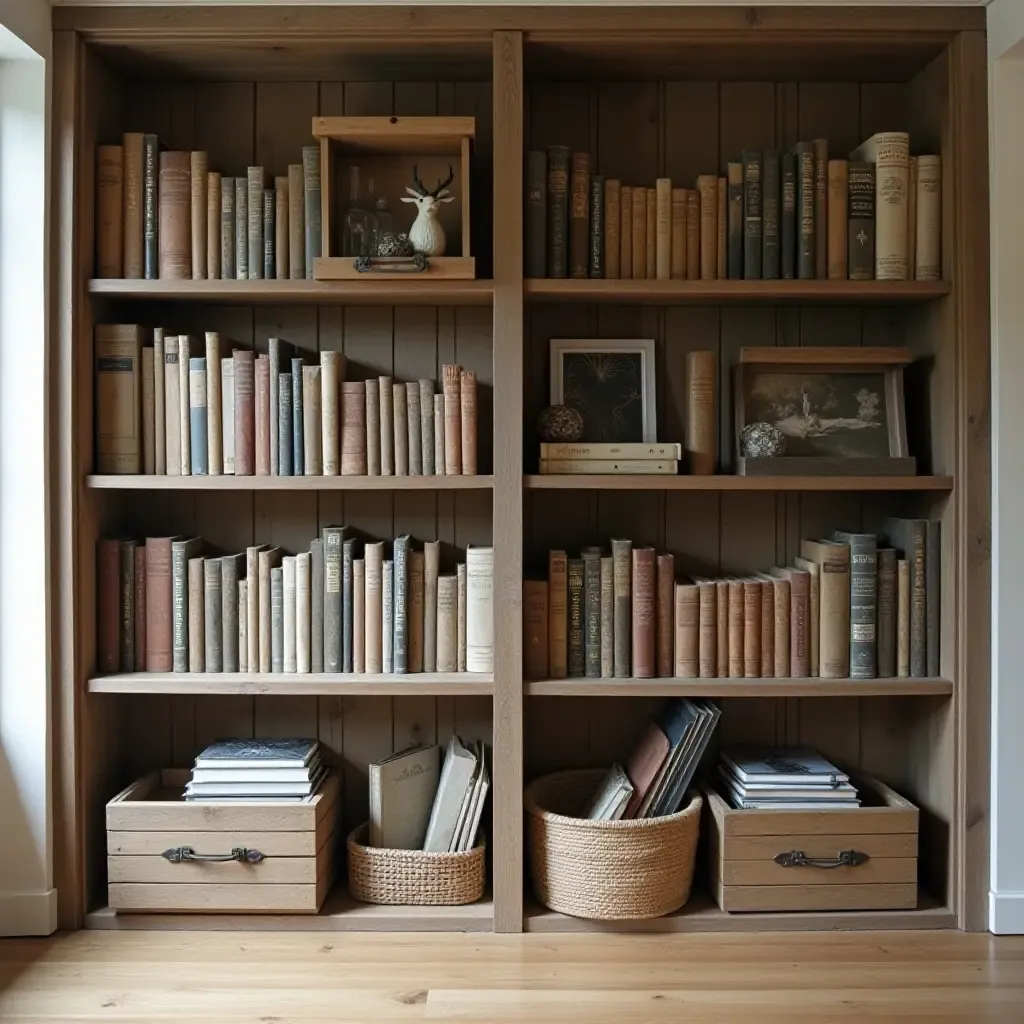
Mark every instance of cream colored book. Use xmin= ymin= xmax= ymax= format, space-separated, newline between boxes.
xmin=221 ymin=357 xmax=235 ymax=474
xmin=379 ymin=375 xmax=394 ymax=476
xmin=799 ymin=540 xmax=851 ymax=678
xmin=320 ymin=350 xmax=342 ymax=475
xmin=238 ymin=579 xmax=248 ymax=672
xmin=407 ymin=382 xmax=422 ymax=475
xmin=850 ymin=131 xmax=910 ymax=280
xmin=178 ymin=335 xmax=191 ymax=475
xmin=457 ymin=562 xmax=467 ymax=673
xmin=539 ymin=459 xmax=678 ymax=475
xmin=424 ymin=540 xmax=441 ymax=673
xmin=443 ymin=364 xmax=462 ymax=475
xmin=655 ymin=178 xmax=672 ymax=281
xmin=353 ymin=558 xmax=366 ymax=673
xmin=915 ymin=154 xmax=941 ymax=281
xmin=154 ymin=328 xmax=166 ymax=474
xmin=282 ymin=555 xmax=297 ymax=673
xmin=460 ymin=370 xmax=477 ymax=475
xmin=364 ymin=541 xmax=384 ymax=673
xmin=296 ymin=550 xmax=311 ymax=673
xmin=163 ymin=334 xmax=181 ymax=476
xmin=257 ymin=546 xmax=283 ymax=673
xmin=540 ymin=442 xmax=682 ymax=460
xmin=190 ymin=151 xmax=208 ymax=280
xmin=365 ymin=378 xmax=381 ymax=476
xmin=142 ymin=347 xmax=156 ymax=474
xmin=433 ymin=393 xmax=445 ymax=476
xmin=369 ymin=744 xmax=441 ymax=850
xmin=302 ymin=365 xmax=322 ymax=475
xmin=437 ymin=575 xmax=458 ymax=672
xmin=465 ymin=546 xmax=494 ymax=674
xmin=457 ymin=741 xmax=489 ymax=852
xmin=393 ymin=382 xmax=409 ymax=475
xmin=382 ymin=558 xmax=394 ymax=674
xmin=793 ymin=555 xmax=820 ymax=677
xmin=245 ymin=545 xmax=266 ymax=675
xmin=423 ymin=735 xmax=478 ymax=853
xmin=419 ymin=379 xmax=435 ymax=474
xmin=205 ymin=332 xmax=222 ymax=475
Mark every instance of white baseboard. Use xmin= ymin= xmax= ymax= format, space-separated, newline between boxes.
xmin=989 ymin=891 xmax=1024 ymax=934
xmin=0 ymin=888 xmax=58 ymax=936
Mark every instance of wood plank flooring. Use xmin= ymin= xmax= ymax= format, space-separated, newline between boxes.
xmin=1 ymin=929 xmax=1023 ymax=1022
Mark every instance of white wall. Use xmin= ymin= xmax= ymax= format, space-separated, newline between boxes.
xmin=0 ymin=0 xmax=54 ymax=936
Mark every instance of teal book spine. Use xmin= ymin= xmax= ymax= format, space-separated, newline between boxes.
xmin=291 ymin=357 xmax=304 ymax=475
xmin=277 ymin=372 xmax=293 ymax=476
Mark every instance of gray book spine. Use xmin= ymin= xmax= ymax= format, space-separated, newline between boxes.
xmin=600 ymin=555 xmax=614 ymax=678
xmin=525 ymin=150 xmax=547 ymax=278
xmin=611 ymin=538 xmax=631 ymax=678
xmin=567 ymin=557 xmax=585 ymax=678
xmin=761 ymin=150 xmax=780 ymax=280
xmin=171 ymin=538 xmax=199 ymax=672
xmin=342 ymin=538 xmax=355 ymax=672
xmin=189 ymin=357 xmax=208 ymax=475
xmin=220 ymin=176 xmax=235 ymax=280
xmin=926 ymin=520 xmax=941 ymax=677
xmin=291 ymin=357 xmax=304 ymax=475
xmin=781 ymin=154 xmax=797 ymax=280
xmin=310 ymin=539 xmax=324 ymax=674
xmin=234 ymin=177 xmax=248 ymax=280
xmin=262 ymin=188 xmax=275 ymax=279
xmin=383 ymin=559 xmax=394 ymax=673
xmin=583 ymin=550 xmax=602 ymax=678
xmin=393 ymin=536 xmax=410 ymax=674
xmin=742 ymin=149 xmax=763 ymax=280
xmin=834 ymin=531 xmax=877 ymax=679
xmin=269 ymin=336 xmax=280 ymax=477
xmin=270 ymin=566 xmax=284 ymax=672
xmin=877 ymin=548 xmax=897 ymax=678
xmin=302 ymin=145 xmax=321 ymax=277
xmin=247 ymin=166 xmax=263 ymax=280
xmin=886 ymin=518 xmax=927 ymax=677
xmin=323 ymin=527 xmax=343 ymax=672
xmin=143 ymin=134 xmax=159 ymax=280
xmin=419 ymin=380 xmax=434 ymax=475
xmin=277 ymin=372 xmax=293 ymax=476
xmin=221 ymin=554 xmax=243 ymax=673
xmin=204 ymin=558 xmax=222 ymax=672
xmin=589 ymin=175 xmax=604 ymax=278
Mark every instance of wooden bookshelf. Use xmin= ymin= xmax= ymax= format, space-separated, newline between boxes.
xmin=52 ymin=4 xmax=989 ymax=938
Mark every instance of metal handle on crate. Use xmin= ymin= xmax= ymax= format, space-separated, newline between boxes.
xmin=354 ymin=254 xmax=429 ymax=274
xmin=773 ymin=849 xmax=869 ymax=869
xmin=161 ymin=846 xmax=265 ymax=864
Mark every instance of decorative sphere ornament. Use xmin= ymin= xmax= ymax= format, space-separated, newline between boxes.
xmin=538 ymin=405 xmax=584 ymax=443
xmin=740 ymin=422 xmax=787 ymax=458
xmin=375 ymin=231 xmax=414 ymax=258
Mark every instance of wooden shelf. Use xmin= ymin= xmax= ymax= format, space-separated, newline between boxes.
xmin=88 ymin=278 xmax=494 ymax=306
xmin=89 ymin=672 xmax=493 ymax=696
xmin=524 ymin=279 xmax=951 ymax=305
xmin=86 ymin=474 xmax=493 ymax=491
xmin=525 ymin=474 xmax=954 ymax=492
xmin=525 ymin=677 xmax=953 ymax=698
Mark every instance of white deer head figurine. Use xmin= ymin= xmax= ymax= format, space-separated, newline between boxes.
xmin=401 ymin=164 xmax=456 ymax=257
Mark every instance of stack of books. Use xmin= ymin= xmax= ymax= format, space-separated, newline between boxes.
xmin=717 ymin=747 xmax=860 ymax=810
xmin=587 ymin=697 xmax=721 ymax=820
xmin=538 ymin=442 xmax=680 ymax=476
xmin=185 ymin=738 xmax=325 ymax=802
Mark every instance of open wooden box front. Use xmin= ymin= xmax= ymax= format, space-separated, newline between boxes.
xmin=313 ymin=116 xmax=476 ymax=280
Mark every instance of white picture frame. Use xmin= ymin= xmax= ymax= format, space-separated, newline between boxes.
xmin=549 ymin=338 xmax=657 ymax=444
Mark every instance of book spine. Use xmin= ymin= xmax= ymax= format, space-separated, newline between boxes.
xmin=926 ymin=520 xmax=941 ymax=677
xmin=916 ymin=155 xmax=942 ymax=281
xmin=220 ymin=176 xmax=235 ymax=280
xmin=233 ymin=350 xmax=255 ymax=476
xmin=303 ymin=366 xmax=322 ymax=475
xmin=271 ymin=340 xmax=283 ymax=473
xmin=590 ymin=174 xmax=605 ymax=278
xmin=190 ymin=151 xmax=208 ymax=280
xmin=365 ymin=542 xmax=383 ymax=672
xmin=188 ymin=357 xmax=208 ymax=476
xmin=123 ymin=133 xmax=144 ymax=278
xmin=393 ymin=383 xmax=408 ymax=475
xmin=365 ymin=379 xmax=381 ymax=476
xmin=716 ymin=579 xmax=729 ymax=678
xmin=154 ymin=330 xmax=166 ymax=475
xmin=743 ymin=580 xmax=761 ymax=678
xmin=277 ymin=372 xmax=293 ymax=476
xmin=254 ymin=355 xmax=270 ymax=475
xmin=270 ymin=567 xmax=284 ymax=672
xmin=238 ymin=580 xmax=248 ymax=672
xmin=353 ymin=559 xmax=365 ymax=673
xmin=805 ymin=564 xmax=820 ymax=676
xmin=282 ymin=556 xmax=296 ymax=673
xmin=728 ymin=579 xmax=744 ymax=678
xmin=311 ymin=539 xmax=324 ymax=674
xmin=567 ymin=558 xmax=584 ymax=678
xmin=697 ymin=581 xmax=716 ymax=678
xmin=697 ymin=175 xmax=718 ymax=280
xmin=188 ymin=557 xmax=205 ymax=673
xmin=296 ymin=551 xmax=310 ymax=673
xmin=258 ymin=550 xmax=275 ymax=673
xmin=910 ymin=522 xmax=927 ymax=676
xmin=897 ymin=558 xmax=910 ymax=677
xmin=674 ymin=583 xmax=699 ymax=678
xmin=118 ymin=541 xmax=136 ymax=672
xmin=877 ymin=548 xmax=897 ymax=678
xmin=407 ymin=382 xmax=422 ymax=476
xmin=460 ymin=370 xmax=477 ymax=475
xmin=781 ymin=153 xmax=797 ymax=280
xmin=142 ymin=348 xmax=155 ymax=474
xmin=827 ymin=159 xmax=849 ymax=279
xmin=204 ymin=558 xmax=222 ymax=672
xmin=645 ymin=187 xmax=656 ymax=280
xmin=727 ymin=162 xmax=743 ymax=279
xmin=419 ymin=380 xmax=435 ymax=475
xmin=94 ymin=326 xmax=143 ymax=474
xmin=342 ymin=381 xmax=367 ymax=475
xmin=205 ymin=334 xmax=222 ymax=475
xmin=656 ymin=553 xmax=675 ymax=677
xmin=814 ymin=139 xmax=828 ymax=279
xmin=376 ymin=375 xmax=393 ymax=476
xmin=549 ymin=550 xmax=568 ymax=679
xmin=323 ymin=529 xmax=343 ymax=673
xmin=409 ymin=550 xmax=424 ymax=672
xmin=163 ymin=336 xmax=180 ymax=476
xmin=382 ymin=559 xmax=394 ymax=673
xmin=424 ymin=541 xmax=441 ymax=673
xmin=795 ymin=143 xmax=816 ymax=280
xmin=145 ymin=538 xmax=173 ymax=672
xmin=847 ymin=535 xmax=878 ymax=678
xmin=246 ymin=167 xmax=263 ymax=279
xmin=274 ymin=177 xmax=289 ymax=280
xmin=631 ymin=186 xmax=647 ymax=280
xmin=221 ymin=556 xmax=239 ymax=673
xmin=604 ymin=179 xmax=621 ymax=279
xmin=291 ymin=358 xmax=304 ymax=476
xmin=611 ymin=538 xmax=631 ymax=678
xmin=631 ymin=548 xmax=656 ymax=678
xmin=848 ymin=161 xmax=876 ymax=281
xmin=143 ymin=134 xmax=159 ymax=280
xmin=436 ymin=575 xmax=458 ymax=673
xmin=600 ymin=556 xmax=613 ymax=678
xmin=443 ymin=365 xmax=462 ymax=475
xmin=234 ymin=177 xmax=248 ymax=279
xmin=760 ymin=580 xmax=774 ymax=677
xmin=393 ymin=538 xmax=409 ymax=673
xmin=207 ymin=172 xmax=221 ymax=279
xmin=761 ymin=150 xmax=780 ymax=280
xmin=177 ymin=336 xmax=191 ymax=475
xmin=618 ymin=186 xmax=632 ymax=279
xmin=158 ymin=152 xmax=192 ymax=280
xmin=288 ymin=163 xmax=305 ymax=279
xmin=546 ymin=145 xmax=570 ymax=278
xmin=246 ymin=547 xmax=259 ymax=674
xmin=433 ymin=395 xmax=445 ymax=478
xmin=466 ymin=547 xmax=493 ymax=673
xmin=524 ymin=579 xmax=550 ymax=680
xmin=790 ymin=571 xmax=810 ymax=677
xmin=262 ymin=188 xmax=275 ymax=280
xmin=685 ymin=350 xmax=716 ymax=475
xmin=321 ymin=350 xmax=342 ymax=475
xmin=717 ymin=176 xmax=727 ymax=280
xmin=685 ymin=190 xmax=700 ymax=280
xmin=171 ymin=542 xmax=191 ymax=673
xmin=134 ymin=546 xmax=146 ymax=670
xmin=525 ymin=150 xmax=547 ymax=278
xmin=96 ymin=145 xmax=124 ymax=278
xmin=742 ymin=150 xmax=762 ymax=279
xmin=907 ymin=157 xmax=918 ymax=279
xmin=569 ymin=151 xmax=590 ymax=279
xmin=870 ymin=133 xmax=910 ymax=279
xmin=773 ymin=578 xmax=791 ymax=678
xmin=671 ymin=188 xmax=687 ymax=280
xmin=222 ymin=359 xmax=236 ymax=473
xmin=583 ymin=552 xmax=602 ymax=678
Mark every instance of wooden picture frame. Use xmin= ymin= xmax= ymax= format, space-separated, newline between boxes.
xmin=549 ymin=338 xmax=657 ymax=444
xmin=733 ymin=347 xmax=915 ymax=476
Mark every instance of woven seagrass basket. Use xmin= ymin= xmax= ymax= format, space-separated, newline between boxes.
xmin=346 ymin=822 xmax=486 ymax=906
xmin=525 ymin=769 xmax=702 ymax=920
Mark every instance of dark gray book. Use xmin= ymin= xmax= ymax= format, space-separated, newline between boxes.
xmin=876 ymin=548 xmax=897 ymax=678
xmin=220 ymin=553 xmax=245 ymax=673
xmin=741 ymin=150 xmax=762 ymax=280
xmin=119 ymin=540 xmax=138 ymax=672
xmin=726 ymin=161 xmax=743 ymax=280
xmin=525 ymin=150 xmax=547 ymax=278
xmin=262 ymin=188 xmax=275 ymax=280
xmin=342 ymin=537 xmax=356 ymax=673
xmin=546 ymin=145 xmax=570 ymax=279
xmin=884 ymin=518 xmax=927 ymax=677
xmin=589 ymin=175 xmax=604 ymax=278
xmin=582 ymin=548 xmax=602 ymax=678
xmin=271 ymin=565 xmax=284 ymax=672
xmin=322 ymin=526 xmax=344 ymax=672
xmin=204 ymin=558 xmax=222 ymax=673
xmin=926 ymin=521 xmax=941 ymax=677
xmin=611 ymin=538 xmax=631 ymax=678
xmin=792 ymin=141 xmax=816 ymax=280
xmin=848 ymin=162 xmax=876 ymax=281
xmin=234 ymin=177 xmax=248 ymax=280
xmin=393 ymin=535 xmax=411 ymax=674
xmin=310 ymin=539 xmax=325 ymax=673
xmin=220 ymin=176 xmax=235 ymax=280
xmin=291 ymin=357 xmax=304 ymax=476
xmin=143 ymin=134 xmax=159 ymax=280
xmin=761 ymin=150 xmax=780 ymax=280
xmin=781 ymin=153 xmax=797 ymax=280
xmin=171 ymin=537 xmax=202 ymax=672
xmin=567 ymin=557 xmax=585 ymax=677
xmin=302 ymin=145 xmax=321 ymax=278
xmin=278 ymin=372 xmax=293 ymax=476
xmin=833 ymin=531 xmax=878 ymax=679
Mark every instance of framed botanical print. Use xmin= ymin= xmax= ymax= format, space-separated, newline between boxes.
xmin=549 ymin=338 xmax=657 ymax=444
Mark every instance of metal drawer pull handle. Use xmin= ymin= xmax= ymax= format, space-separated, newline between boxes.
xmin=774 ymin=849 xmax=869 ymax=869
xmin=355 ymin=254 xmax=428 ymax=274
xmin=161 ymin=846 xmax=265 ymax=864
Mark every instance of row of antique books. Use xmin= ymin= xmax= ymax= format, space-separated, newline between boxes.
xmin=526 ymin=133 xmax=940 ymax=283
xmin=95 ymin=325 xmax=479 ymax=477
xmin=97 ymin=533 xmax=495 ymax=676
xmin=95 ymin=137 xmax=322 ymax=280
xmin=523 ymin=520 xmax=940 ymax=681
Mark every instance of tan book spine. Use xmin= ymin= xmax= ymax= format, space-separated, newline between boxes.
xmin=154 ymin=330 xmax=166 ymax=475
xmin=697 ymin=580 xmax=717 ymax=678
xmin=163 ymin=334 xmax=179 ymax=476
xmin=852 ymin=132 xmax=910 ymax=280
xmin=697 ymin=175 xmax=718 ymax=280
xmin=96 ymin=145 xmax=124 ymax=278
xmin=409 ymin=549 xmax=425 ymax=673
xmin=788 ymin=570 xmax=810 ymax=677
xmin=177 ymin=335 xmax=191 ymax=475
xmin=674 ymin=582 xmax=699 ymax=678
xmin=393 ymin=383 xmax=408 ymax=476
xmin=524 ymin=579 xmax=550 ymax=680
xmin=727 ymin=578 xmax=745 ymax=678
xmin=685 ymin=350 xmax=716 ymax=475
xmin=686 ymin=190 xmax=700 ymax=281
xmin=716 ymin=176 xmax=728 ymax=280
xmin=282 ymin=556 xmax=297 ymax=673
xmin=827 ymin=159 xmax=849 ymax=280
xmin=916 ymin=155 xmax=941 ymax=281
xmin=190 ymin=151 xmax=208 ymax=280
xmin=631 ymin=186 xmax=647 ymax=280
xmin=618 ymin=186 xmax=633 ymax=280
xmin=651 ymin=178 xmax=670 ymax=281
xmin=365 ymin=378 xmax=381 ymax=476
xmin=378 ymin=375 xmax=394 ymax=476
xmin=296 ymin=551 xmax=310 ymax=673
xmin=907 ymin=157 xmax=918 ymax=281
xmin=238 ymin=579 xmax=248 ymax=673
xmin=320 ymin=350 xmax=342 ymax=475
xmin=604 ymin=179 xmax=621 ymax=279
xmin=800 ymin=541 xmax=850 ymax=678
xmin=122 ymin=133 xmax=144 ymax=278
xmin=457 ymin=562 xmax=468 ymax=672
xmin=257 ymin=547 xmax=281 ymax=673
xmin=206 ymin=172 xmax=220 ymax=279
xmin=443 ymin=365 xmax=462 ymax=475
xmin=743 ymin=579 xmax=761 ymax=678
xmin=772 ymin=575 xmax=791 ymax=678
xmin=656 ymin=553 xmax=675 ymax=677
xmin=600 ymin=556 xmax=613 ymax=678
xmin=437 ymin=576 xmax=458 ymax=673
xmin=716 ymin=579 xmax=729 ymax=678
xmin=254 ymin=354 xmax=270 ymax=476
xmin=353 ymin=558 xmax=365 ymax=673
xmin=645 ymin=187 xmax=657 ymax=280
xmin=406 ymin=382 xmax=422 ymax=476
xmin=341 ymin=381 xmax=367 ymax=475
xmin=419 ymin=379 xmax=435 ymax=475
xmin=897 ymin=558 xmax=910 ymax=677
xmin=204 ymin=333 xmax=222 ymax=475
xmin=433 ymin=394 xmax=445 ymax=477
xmin=631 ymin=548 xmax=656 ymax=678
xmin=287 ymin=163 xmax=305 ymax=280
xmin=569 ymin=151 xmax=590 ymax=279
xmin=610 ymin=539 xmax=631 ymax=678
xmin=424 ymin=540 xmax=440 ymax=672
xmin=760 ymin=579 xmax=774 ymax=677
xmin=459 ymin=370 xmax=477 ymax=475
xmin=245 ymin=547 xmax=260 ymax=674
xmin=813 ymin=138 xmax=828 ymax=279
xmin=142 ymin=347 xmax=156 ymax=474
xmin=365 ymin=542 xmax=383 ymax=673
xmin=158 ymin=151 xmax=192 ymax=280
xmin=794 ymin=556 xmax=820 ymax=677
xmin=274 ymin=176 xmax=289 ymax=281
xmin=670 ymin=188 xmax=687 ymax=279
xmin=303 ymin=365 xmax=323 ymax=475
xmin=188 ymin=556 xmax=205 ymax=673
xmin=548 ymin=550 xmax=568 ymax=679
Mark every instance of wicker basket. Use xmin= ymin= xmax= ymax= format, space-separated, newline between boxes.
xmin=525 ymin=769 xmax=702 ymax=920
xmin=346 ymin=822 xmax=486 ymax=906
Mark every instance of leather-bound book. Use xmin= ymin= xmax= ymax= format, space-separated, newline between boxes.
xmin=582 ymin=549 xmax=602 ymax=678
xmin=631 ymin=185 xmax=647 ymax=280
xmin=443 ymin=365 xmax=462 ymax=475
xmin=743 ymin=579 xmax=761 ymax=678
xmin=884 ymin=518 xmax=927 ymax=676
xmin=419 ymin=379 xmax=435 ymax=475
xmin=916 ymin=155 xmax=942 ymax=281
xmin=827 ymin=159 xmax=849 ymax=280
xmin=833 ymin=530 xmax=877 ymax=679
xmin=674 ymin=581 xmax=699 ymax=678
xmin=741 ymin=151 xmax=762 ymax=280
xmin=188 ymin=356 xmax=208 ymax=476
xmin=163 ymin=335 xmax=180 ymax=476
xmin=141 ymin=346 xmax=155 ymax=474
xmin=97 ymin=539 xmax=120 ymax=673
xmin=94 ymin=323 xmax=143 ymax=474
xmin=118 ymin=540 xmax=137 ymax=672
xmin=767 ymin=572 xmax=791 ymax=678
xmin=342 ymin=381 xmax=367 ymax=475
xmin=792 ymin=141 xmax=816 ymax=279
xmin=407 ymin=381 xmax=422 ymax=475
xmin=726 ymin=162 xmax=743 ymax=280
xmin=604 ymin=179 xmax=621 ymax=279
xmin=393 ymin=536 xmax=411 ymax=674
xmin=365 ymin=379 xmax=381 ymax=475
xmin=310 ymin=539 xmax=324 ymax=673
xmin=323 ymin=526 xmax=344 ymax=673
xmin=756 ymin=576 xmax=774 ymax=677
xmin=246 ymin=166 xmax=264 ymax=280
xmin=177 ymin=336 xmax=191 ymax=476
xmin=172 ymin=537 xmax=202 ymax=672
xmin=781 ymin=152 xmax=797 ymax=280
xmin=656 ymin=553 xmax=675 ymax=677
xmin=187 ymin=556 xmax=205 ymax=673
xmin=143 ymin=134 xmax=159 ymax=280
xmin=96 ymin=145 xmax=123 ymax=278
xmin=694 ymin=578 xmax=717 ymax=678
xmin=618 ymin=186 xmax=633 ymax=279
xmin=220 ymin=553 xmax=244 ymax=673
xmin=288 ymin=163 xmax=305 ymax=280
xmin=685 ymin=350 xmax=715 ymax=475
xmin=685 ymin=190 xmax=700 ymax=281
xmin=254 ymin=355 xmax=271 ymax=475
xmin=364 ymin=540 xmax=384 ymax=673
xmin=206 ymin=172 xmax=220 ymax=279
xmin=645 ymin=187 xmax=656 ymax=280
xmin=697 ymin=175 xmax=718 ymax=281
xmin=274 ymin=176 xmax=289 ymax=280
xmin=460 ymin=370 xmax=477 ymax=475
xmin=525 ymin=150 xmax=547 ymax=277
xmin=848 ymin=162 xmax=875 ymax=281
xmin=203 ymin=558 xmax=222 ymax=672
xmin=303 ymin=365 xmax=322 ymax=475
xmin=793 ymin=555 xmax=820 ymax=676
xmin=567 ymin=557 xmax=585 ymax=678
xmin=589 ymin=175 xmax=604 ymax=278
xmin=409 ymin=549 xmax=425 ymax=672
xmin=715 ymin=578 xmax=729 ymax=678
xmin=548 ymin=550 xmax=568 ymax=679
xmin=600 ymin=556 xmax=613 ymax=678
xmin=352 ymin=558 xmax=365 ymax=673
xmin=851 ymin=132 xmax=909 ymax=280
xmin=205 ymin=333 xmax=222 ymax=476
xmin=814 ymin=139 xmax=829 ymax=279
xmin=611 ymin=538 xmax=631 ymax=678
xmin=761 ymin=150 xmax=780 ymax=280
xmin=436 ymin=575 xmax=458 ymax=673
xmin=291 ymin=357 xmax=305 ymax=476
xmin=783 ymin=566 xmax=810 ymax=677
xmin=234 ymin=177 xmax=248 ymax=280
xmin=262 ymin=188 xmax=275 ymax=280
xmin=122 ymin=133 xmax=144 ymax=278
xmin=145 ymin=537 xmax=180 ymax=672
xmin=631 ymin=547 xmax=656 ymax=678
xmin=433 ymin=394 xmax=445 ymax=477
xmin=897 ymin=559 xmax=910 ymax=677
xmin=654 ymin=178 xmax=671 ymax=281
xmin=569 ymin=151 xmax=590 ymax=279
xmin=546 ymin=146 xmax=570 ymax=278
xmin=134 ymin=545 xmax=147 ymax=670
xmin=320 ymin=350 xmax=342 ymax=475
xmin=424 ymin=540 xmax=441 ymax=673
xmin=270 ymin=566 xmax=284 ymax=672
xmin=877 ymin=548 xmax=897 ymax=678
xmin=727 ymin=578 xmax=744 ymax=678
xmin=671 ymin=188 xmax=687 ymax=279
xmin=801 ymin=539 xmax=851 ymax=679
xmin=232 ymin=350 xmax=255 ymax=476
xmin=717 ymin=176 xmax=727 ymax=280
xmin=379 ymin=375 xmax=394 ymax=476
xmin=158 ymin=151 xmax=191 ymax=280
xmin=524 ymin=579 xmax=549 ymax=680
xmin=190 ymin=151 xmax=208 ymax=280
xmin=296 ymin=550 xmax=311 ymax=673
xmin=220 ymin=176 xmax=235 ymax=280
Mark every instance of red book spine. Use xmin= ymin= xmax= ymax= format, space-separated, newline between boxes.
xmin=631 ymin=547 xmax=656 ymax=678
xmin=656 ymin=553 xmax=674 ymax=678
xmin=145 ymin=537 xmax=174 ymax=672
xmin=97 ymin=540 xmax=120 ymax=673
xmin=233 ymin=350 xmax=255 ymax=476
xmin=254 ymin=354 xmax=271 ymax=476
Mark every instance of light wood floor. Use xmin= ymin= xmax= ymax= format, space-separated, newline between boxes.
xmin=1 ymin=929 xmax=1023 ymax=1022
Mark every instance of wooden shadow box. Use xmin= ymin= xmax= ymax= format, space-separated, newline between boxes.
xmin=704 ymin=775 xmax=919 ymax=913
xmin=105 ymin=770 xmax=340 ymax=914
xmin=312 ymin=116 xmax=476 ymax=280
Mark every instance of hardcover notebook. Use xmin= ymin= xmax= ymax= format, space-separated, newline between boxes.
xmin=194 ymin=738 xmax=319 ymax=770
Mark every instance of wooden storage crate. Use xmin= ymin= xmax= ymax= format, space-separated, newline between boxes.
xmin=312 ymin=116 xmax=475 ymax=280
xmin=105 ymin=770 xmax=340 ymax=914
xmin=705 ymin=775 xmax=919 ymax=913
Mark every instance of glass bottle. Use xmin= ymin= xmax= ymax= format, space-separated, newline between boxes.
xmin=364 ymin=175 xmax=380 ymax=256
xmin=372 ymin=195 xmax=398 ymax=254
xmin=342 ymin=165 xmax=371 ymax=258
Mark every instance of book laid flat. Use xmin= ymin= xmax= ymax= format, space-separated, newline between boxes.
xmin=369 ymin=744 xmax=440 ymax=850
xmin=718 ymin=746 xmax=859 ymax=810
xmin=539 ymin=460 xmax=678 ymax=475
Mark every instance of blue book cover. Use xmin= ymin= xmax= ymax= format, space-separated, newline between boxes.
xmin=292 ymin=357 xmax=304 ymax=475
xmin=188 ymin=356 xmax=208 ymax=475
xmin=278 ymin=372 xmax=293 ymax=476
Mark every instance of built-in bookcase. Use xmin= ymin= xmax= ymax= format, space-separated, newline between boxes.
xmin=52 ymin=5 xmax=989 ymax=935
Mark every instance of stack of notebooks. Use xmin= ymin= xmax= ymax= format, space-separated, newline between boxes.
xmin=586 ymin=697 xmax=721 ymax=820
xmin=184 ymin=738 xmax=325 ymax=802
xmin=717 ymin=747 xmax=860 ymax=810
xmin=368 ymin=736 xmax=489 ymax=853
xmin=539 ymin=442 xmax=681 ymax=476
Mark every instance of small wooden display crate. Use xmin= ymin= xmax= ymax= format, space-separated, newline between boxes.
xmin=704 ymin=774 xmax=919 ymax=913
xmin=105 ymin=770 xmax=340 ymax=914
xmin=312 ymin=116 xmax=475 ymax=280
